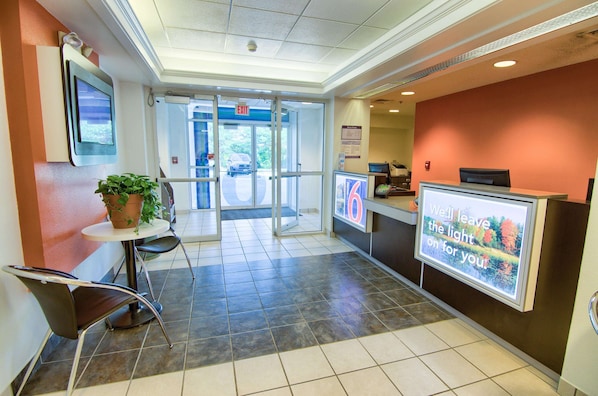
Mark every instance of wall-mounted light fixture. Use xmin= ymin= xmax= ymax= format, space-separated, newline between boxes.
xmin=61 ymin=32 xmax=83 ymax=49
xmin=81 ymin=44 xmax=94 ymax=58
xmin=58 ymin=31 xmax=93 ymax=58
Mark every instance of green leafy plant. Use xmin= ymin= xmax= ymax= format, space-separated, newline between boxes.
xmin=95 ymin=173 xmax=161 ymax=230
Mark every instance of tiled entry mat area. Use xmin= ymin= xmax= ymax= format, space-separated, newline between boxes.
xmin=20 ymin=252 xmax=558 ymax=395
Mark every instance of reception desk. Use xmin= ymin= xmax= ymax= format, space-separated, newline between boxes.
xmin=333 ymin=177 xmax=590 ymax=374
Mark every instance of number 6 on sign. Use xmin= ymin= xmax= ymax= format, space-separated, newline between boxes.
xmin=347 ymin=181 xmax=363 ymax=223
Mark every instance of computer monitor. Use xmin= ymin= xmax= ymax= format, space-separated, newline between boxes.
xmin=459 ymin=168 xmax=511 ymax=187
xmin=368 ymin=162 xmax=391 ymax=184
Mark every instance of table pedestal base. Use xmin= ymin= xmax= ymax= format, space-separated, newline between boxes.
xmin=108 ymin=301 xmax=163 ymax=329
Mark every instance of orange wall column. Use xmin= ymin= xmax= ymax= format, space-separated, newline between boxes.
xmin=1 ymin=0 xmax=107 ymax=272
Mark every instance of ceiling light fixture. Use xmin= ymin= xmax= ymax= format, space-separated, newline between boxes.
xmin=389 ymin=109 xmax=400 ymax=113
xmin=247 ymin=40 xmax=257 ymax=53
xmin=494 ymin=60 xmax=517 ymax=68
xmin=401 ymin=91 xmax=415 ymax=96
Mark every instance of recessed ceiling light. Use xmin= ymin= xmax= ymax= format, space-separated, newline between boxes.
xmin=401 ymin=91 xmax=415 ymax=96
xmin=389 ymin=109 xmax=400 ymax=113
xmin=370 ymin=105 xmax=374 ymax=108
xmin=494 ymin=60 xmax=517 ymax=68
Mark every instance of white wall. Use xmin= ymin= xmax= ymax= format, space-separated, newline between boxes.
xmin=332 ymin=98 xmax=371 ymax=173
xmin=116 ymin=81 xmax=158 ymax=177
xmin=559 ymin=158 xmax=598 ymax=394
xmin=369 ymin=113 xmax=414 ymax=170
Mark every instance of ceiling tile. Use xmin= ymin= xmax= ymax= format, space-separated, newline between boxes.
xmin=320 ymin=47 xmax=358 ymax=65
xmin=229 ymin=6 xmax=299 ymax=39
xmin=366 ymin=0 xmax=434 ymax=29
xmin=166 ymin=28 xmax=226 ymax=52
xmin=232 ymin=0 xmax=310 ymax=15
xmin=339 ymin=26 xmax=388 ymax=50
xmin=287 ymin=17 xmax=357 ymax=47
xmin=155 ymin=0 xmax=230 ymax=32
xmin=276 ymin=42 xmax=332 ymax=63
xmin=225 ymin=35 xmax=283 ymax=57
xmin=129 ymin=0 xmax=170 ymax=47
xmin=303 ymin=0 xmax=388 ymax=24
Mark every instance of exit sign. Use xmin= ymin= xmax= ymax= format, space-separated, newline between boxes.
xmin=235 ymin=104 xmax=250 ymax=116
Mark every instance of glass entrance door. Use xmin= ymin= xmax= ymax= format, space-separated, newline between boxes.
xmin=155 ymin=96 xmax=221 ymax=242
xmin=218 ymin=98 xmax=272 ymax=210
xmin=272 ymin=99 xmax=325 ymax=236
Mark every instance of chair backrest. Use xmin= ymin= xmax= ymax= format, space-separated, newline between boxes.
xmin=3 ymin=266 xmax=79 ymax=339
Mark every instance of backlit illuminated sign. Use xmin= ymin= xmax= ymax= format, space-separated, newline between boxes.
xmin=334 ymin=172 xmax=369 ymax=231
xmin=415 ymin=182 xmax=541 ymax=311
xmin=235 ymin=104 xmax=249 ymax=116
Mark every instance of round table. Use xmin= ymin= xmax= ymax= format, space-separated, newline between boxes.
xmin=82 ymin=219 xmax=170 ymax=328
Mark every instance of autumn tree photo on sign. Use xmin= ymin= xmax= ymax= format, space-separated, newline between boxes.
xmin=418 ymin=188 xmax=529 ymax=298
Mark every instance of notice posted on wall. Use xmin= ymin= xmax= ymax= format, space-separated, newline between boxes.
xmin=341 ymin=125 xmax=362 ymax=159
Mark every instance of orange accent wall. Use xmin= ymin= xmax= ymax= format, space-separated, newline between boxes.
xmin=412 ymin=59 xmax=598 ymax=201
xmin=1 ymin=0 xmax=107 ymax=272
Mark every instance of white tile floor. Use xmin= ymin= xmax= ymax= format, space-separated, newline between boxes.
xmin=37 ymin=319 xmax=559 ymax=396
xmin=34 ymin=214 xmax=560 ymax=395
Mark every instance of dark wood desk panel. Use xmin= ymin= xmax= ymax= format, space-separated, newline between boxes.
xmin=333 ymin=217 xmax=371 ymax=254
xmin=421 ymin=199 xmax=589 ymax=373
xmin=371 ymin=213 xmax=421 ymax=285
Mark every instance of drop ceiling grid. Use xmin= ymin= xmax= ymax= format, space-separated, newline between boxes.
xmin=139 ymin=0 xmax=434 ymax=67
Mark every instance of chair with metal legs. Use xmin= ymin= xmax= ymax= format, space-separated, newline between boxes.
xmin=2 ymin=265 xmax=173 ymax=396
xmin=135 ymin=226 xmax=195 ymax=301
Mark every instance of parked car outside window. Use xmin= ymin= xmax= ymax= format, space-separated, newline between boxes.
xmin=227 ymin=153 xmax=252 ymax=176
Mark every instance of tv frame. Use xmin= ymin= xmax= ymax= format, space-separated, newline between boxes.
xmin=414 ymin=182 xmax=545 ymax=311
xmin=459 ymin=168 xmax=511 ymax=187
xmin=61 ymin=45 xmax=117 ymax=166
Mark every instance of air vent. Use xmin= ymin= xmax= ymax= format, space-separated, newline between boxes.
xmin=356 ymin=2 xmax=598 ymax=99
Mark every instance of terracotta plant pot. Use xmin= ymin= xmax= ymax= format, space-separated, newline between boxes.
xmin=104 ymin=194 xmax=144 ymax=229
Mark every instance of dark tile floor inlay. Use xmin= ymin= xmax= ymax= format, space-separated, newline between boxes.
xmin=19 ymin=252 xmax=453 ymax=395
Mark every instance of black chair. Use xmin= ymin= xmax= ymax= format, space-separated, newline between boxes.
xmin=2 ymin=265 xmax=173 ymax=396
xmin=135 ymin=226 xmax=195 ymax=301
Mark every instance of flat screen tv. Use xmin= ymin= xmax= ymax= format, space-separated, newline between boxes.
xmin=368 ymin=162 xmax=391 ymax=184
xmin=62 ymin=45 xmax=117 ymax=166
xmin=459 ymin=168 xmax=511 ymax=187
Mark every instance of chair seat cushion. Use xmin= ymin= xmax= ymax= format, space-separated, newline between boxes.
xmin=136 ymin=236 xmax=180 ymax=254
xmin=73 ymin=287 xmax=136 ymax=330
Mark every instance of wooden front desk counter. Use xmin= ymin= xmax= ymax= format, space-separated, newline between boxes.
xmin=332 ymin=195 xmax=589 ymax=374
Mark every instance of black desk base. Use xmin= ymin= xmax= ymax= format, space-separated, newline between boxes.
xmin=108 ymin=300 xmax=163 ymax=329
xmin=105 ymin=240 xmax=163 ymax=329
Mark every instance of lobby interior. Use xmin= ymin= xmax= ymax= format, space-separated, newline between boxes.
xmin=2 ymin=1 xmax=598 ymax=395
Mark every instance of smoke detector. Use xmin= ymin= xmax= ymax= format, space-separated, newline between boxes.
xmin=247 ymin=41 xmax=257 ymax=52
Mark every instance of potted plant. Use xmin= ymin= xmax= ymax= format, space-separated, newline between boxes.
xmin=95 ymin=173 xmax=161 ymax=232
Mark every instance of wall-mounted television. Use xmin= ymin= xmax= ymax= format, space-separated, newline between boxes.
xmin=62 ymin=45 xmax=117 ymax=166
xmin=459 ymin=168 xmax=511 ymax=187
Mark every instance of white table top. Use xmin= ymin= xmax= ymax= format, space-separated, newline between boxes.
xmin=81 ymin=219 xmax=170 ymax=242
